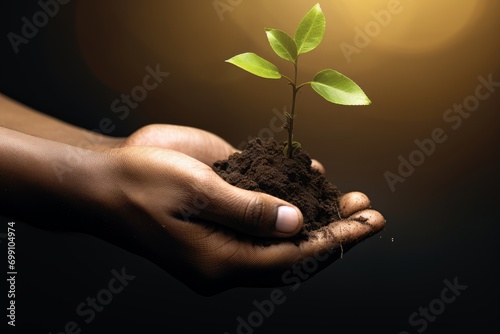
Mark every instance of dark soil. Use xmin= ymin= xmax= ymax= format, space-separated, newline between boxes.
xmin=213 ymin=138 xmax=342 ymax=244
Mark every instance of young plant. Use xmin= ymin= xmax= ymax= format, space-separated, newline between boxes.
xmin=226 ymin=3 xmax=371 ymax=158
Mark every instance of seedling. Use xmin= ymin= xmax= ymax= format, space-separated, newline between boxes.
xmin=226 ymin=3 xmax=371 ymax=158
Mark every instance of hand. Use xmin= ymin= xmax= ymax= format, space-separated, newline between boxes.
xmin=0 ymin=97 xmax=384 ymax=295
xmin=121 ymin=124 xmax=237 ymax=165
xmin=94 ymin=146 xmax=384 ymax=295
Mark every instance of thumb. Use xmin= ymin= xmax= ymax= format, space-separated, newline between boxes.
xmin=199 ymin=177 xmax=304 ymax=238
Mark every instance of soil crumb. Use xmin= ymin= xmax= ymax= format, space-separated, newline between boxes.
xmin=213 ymin=138 xmax=342 ymax=244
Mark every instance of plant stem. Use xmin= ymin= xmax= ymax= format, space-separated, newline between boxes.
xmin=287 ymin=59 xmax=299 ymax=158
xmin=281 ymin=74 xmax=293 ymax=85
xmin=296 ymin=81 xmax=312 ymax=90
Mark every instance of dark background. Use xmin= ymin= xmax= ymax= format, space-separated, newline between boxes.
xmin=1 ymin=0 xmax=499 ymax=333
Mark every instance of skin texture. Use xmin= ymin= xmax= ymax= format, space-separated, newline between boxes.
xmin=0 ymin=94 xmax=385 ymax=295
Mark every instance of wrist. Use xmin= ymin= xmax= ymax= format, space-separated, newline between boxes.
xmin=77 ymin=130 xmax=125 ymax=152
xmin=0 ymin=94 xmax=125 ymax=152
xmin=0 ymin=127 xmax=114 ymax=231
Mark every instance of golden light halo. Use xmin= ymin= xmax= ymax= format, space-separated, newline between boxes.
xmin=334 ymin=0 xmax=485 ymax=53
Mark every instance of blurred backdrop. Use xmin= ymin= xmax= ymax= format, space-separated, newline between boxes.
xmin=2 ymin=0 xmax=499 ymax=333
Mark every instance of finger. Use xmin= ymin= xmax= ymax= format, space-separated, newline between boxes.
xmin=198 ymin=175 xmax=304 ymax=238
xmin=233 ymin=208 xmax=385 ymax=275
xmin=311 ymin=159 xmax=326 ymax=175
xmin=338 ymin=191 xmax=371 ymax=218
xmin=294 ymin=209 xmax=385 ymax=260
xmin=125 ymin=124 xmax=236 ymax=164
xmin=336 ymin=209 xmax=385 ymax=243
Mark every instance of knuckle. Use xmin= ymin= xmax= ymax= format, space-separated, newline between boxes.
xmin=189 ymin=165 xmax=218 ymax=191
xmin=242 ymin=196 xmax=268 ymax=234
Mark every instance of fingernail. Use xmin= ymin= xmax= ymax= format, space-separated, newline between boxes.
xmin=276 ymin=206 xmax=300 ymax=233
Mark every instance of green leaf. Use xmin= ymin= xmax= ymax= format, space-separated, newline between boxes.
xmin=311 ymin=69 xmax=371 ymax=105
xmin=265 ymin=28 xmax=297 ymax=63
xmin=225 ymin=52 xmax=281 ymax=79
xmin=294 ymin=3 xmax=326 ymax=55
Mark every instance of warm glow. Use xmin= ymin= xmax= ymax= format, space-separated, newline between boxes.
xmin=338 ymin=0 xmax=485 ymax=53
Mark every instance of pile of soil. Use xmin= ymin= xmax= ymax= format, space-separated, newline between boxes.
xmin=213 ymin=138 xmax=342 ymax=244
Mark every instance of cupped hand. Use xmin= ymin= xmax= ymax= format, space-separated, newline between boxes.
xmin=121 ymin=124 xmax=237 ymax=165
xmin=96 ymin=145 xmax=384 ymax=295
